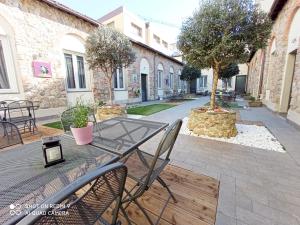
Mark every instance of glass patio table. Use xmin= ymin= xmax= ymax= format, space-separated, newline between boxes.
xmin=86 ymin=117 xmax=168 ymax=157
xmin=0 ymin=135 xmax=118 ymax=225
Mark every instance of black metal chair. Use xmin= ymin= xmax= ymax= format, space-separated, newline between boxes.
xmin=18 ymin=162 xmax=128 ymax=225
xmin=7 ymin=100 xmax=37 ymax=133
xmin=120 ymin=119 xmax=183 ymax=225
xmin=0 ymin=121 xmax=23 ymax=149
xmin=60 ymin=107 xmax=96 ymax=132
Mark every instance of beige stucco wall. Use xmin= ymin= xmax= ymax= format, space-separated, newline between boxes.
xmin=0 ymin=0 xmax=95 ymax=108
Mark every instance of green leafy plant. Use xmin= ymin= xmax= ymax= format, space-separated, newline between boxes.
xmin=249 ymin=96 xmax=256 ymax=101
xmin=178 ymin=0 xmax=272 ymax=109
xmin=85 ymin=26 xmax=136 ymax=105
xmin=72 ymin=101 xmax=90 ymax=128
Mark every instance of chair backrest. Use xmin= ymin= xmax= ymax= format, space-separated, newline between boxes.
xmin=61 ymin=107 xmax=96 ymax=132
xmin=7 ymin=100 xmax=35 ymax=121
xmin=0 ymin=121 xmax=23 ymax=149
xmin=144 ymin=119 xmax=182 ymax=186
xmin=18 ymin=162 xmax=127 ymax=225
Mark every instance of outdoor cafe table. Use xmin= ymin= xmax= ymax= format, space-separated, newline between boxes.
xmin=0 ymin=117 xmax=168 ymax=224
xmin=67 ymin=117 xmax=169 ymax=157
xmin=0 ymin=135 xmax=118 ymax=225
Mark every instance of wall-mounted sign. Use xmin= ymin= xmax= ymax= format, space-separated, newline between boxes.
xmin=32 ymin=61 xmax=52 ymax=78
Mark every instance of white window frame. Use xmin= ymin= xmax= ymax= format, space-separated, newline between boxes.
xmin=199 ymin=75 xmax=208 ymax=88
xmin=169 ymin=72 xmax=174 ymax=89
xmin=0 ymin=35 xmax=18 ymax=93
xmin=114 ymin=67 xmax=125 ymax=90
xmin=131 ymin=23 xmax=142 ymax=37
xmin=64 ymin=50 xmax=88 ymax=92
xmin=157 ymin=70 xmax=163 ymax=89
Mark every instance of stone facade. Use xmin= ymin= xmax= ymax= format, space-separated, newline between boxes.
xmin=247 ymin=0 xmax=300 ymax=125
xmin=93 ymin=42 xmax=183 ymax=104
xmin=0 ymin=0 xmax=183 ymax=114
xmin=0 ymin=0 xmax=95 ymax=109
xmin=188 ymin=109 xmax=238 ymax=138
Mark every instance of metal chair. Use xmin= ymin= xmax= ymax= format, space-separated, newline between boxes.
xmin=0 ymin=121 xmax=23 ymax=149
xmin=60 ymin=107 xmax=96 ymax=132
xmin=120 ymin=119 xmax=183 ymax=225
xmin=7 ymin=100 xmax=37 ymax=133
xmin=18 ymin=162 xmax=127 ymax=225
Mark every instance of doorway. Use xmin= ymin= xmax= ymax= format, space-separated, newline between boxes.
xmin=235 ymin=75 xmax=247 ymax=94
xmin=141 ymin=73 xmax=148 ymax=102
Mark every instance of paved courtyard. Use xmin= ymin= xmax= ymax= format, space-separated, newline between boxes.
xmin=140 ymin=97 xmax=300 ymax=225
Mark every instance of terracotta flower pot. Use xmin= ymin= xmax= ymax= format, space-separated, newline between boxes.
xmin=71 ymin=122 xmax=93 ymax=145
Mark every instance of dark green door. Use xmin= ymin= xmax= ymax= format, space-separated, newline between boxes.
xmin=141 ymin=74 xmax=147 ymax=102
xmin=235 ymin=75 xmax=247 ymax=94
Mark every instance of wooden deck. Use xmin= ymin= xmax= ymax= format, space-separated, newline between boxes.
xmin=106 ymin=165 xmax=219 ymax=225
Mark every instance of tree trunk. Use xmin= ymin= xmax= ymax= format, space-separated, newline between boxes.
xmin=107 ymin=77 xmax=113 ymax=105
xmin=210 ymin=65 xmax=220 ymax=110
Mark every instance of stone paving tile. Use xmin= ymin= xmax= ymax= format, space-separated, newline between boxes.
xmin=252 ymin=201 xmax=299 ymax=225
xmin=216 ymin=211 xmax=237 ymax=225
xmin=140 ymin=98 xmax=300 ymax=225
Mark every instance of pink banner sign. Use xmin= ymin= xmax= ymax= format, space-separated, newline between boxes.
xmin=32 ymin=61 xmax=52 ymax=78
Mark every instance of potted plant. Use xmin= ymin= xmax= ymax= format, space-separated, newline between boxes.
xmin=178 ymin=0 xmax=271 ymax=137
xmin=85 ymin=26 xmax=136 ymax=121
xmin=248 ymin=96 xmax=263 ymax=107
xmin=70 ymin=101 xmax=93 ymax=145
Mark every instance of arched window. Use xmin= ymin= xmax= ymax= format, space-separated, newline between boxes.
xmin=61 ymin=34 xmax=87 ymax=91
xmin=288 ymin=9 xmax=300 ymax=53
xmin=157 ymin=63 xmax=163 ymax=89
xmin=0 ymin=17 xmax=18 ymax=93
xmin=178 ymin=69 xmax=182 ymax=89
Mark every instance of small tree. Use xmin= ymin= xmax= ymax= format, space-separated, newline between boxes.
xmin=219 ymin=63 xmax=239 ymax=90
xmin=178 ymin=0 xmax=272 ymax=109
xmin=86 ymin=26 xmax=136 ymax=104
xmin=180 ymin=64 xmax=201 ymax=92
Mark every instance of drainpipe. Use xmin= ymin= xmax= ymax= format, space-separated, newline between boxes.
xmin=153 ymin=53 xmax=157 ymax=100
xmin=258 ymin=49 xmax=266 ymax=99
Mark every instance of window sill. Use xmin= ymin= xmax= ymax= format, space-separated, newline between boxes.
xmin=67 ymin=89 xmax=91 ymax=93
xmin=114 ymin=89 xmax=126 ymax=91
xmin=0 ymin=89 xmax=19 ymax=94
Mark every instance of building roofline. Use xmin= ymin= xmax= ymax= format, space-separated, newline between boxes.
xmin=269 ymin=0 xmax=288 ymax=20
xmin=130 ymin=39 xmax=183 ymax=65
xmin=39 ymin=0 xmax=99 ymax=26
xmin=98 ymin=6 xmax=124 ymax=23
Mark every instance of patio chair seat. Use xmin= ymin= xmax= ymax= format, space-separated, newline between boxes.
xmin=9 ymin=116 xmax=33 ymax=123
xmin=122 ymin=150 xmax=168 ymax=186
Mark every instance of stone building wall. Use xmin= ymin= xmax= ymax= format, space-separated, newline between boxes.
xmin=289 ymin=44 xmax=300 ymax=113
xmin=0 ymin=0 xmax=95 ymax=108
xmin=247 ymin=0 xmax=300 ymax=117
xmin=92 ymin=43 xmax=183 ymax=103
xmin=247 ymin=49 xmax=263 ymax=98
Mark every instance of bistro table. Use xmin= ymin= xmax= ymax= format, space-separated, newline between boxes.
xmin=0 ymin=117 xmax=168 ymax=224
xmin=90 ymin=117 xmax=168 ymax=157
xmin=0 ymin=135 xmax=118 ymax=225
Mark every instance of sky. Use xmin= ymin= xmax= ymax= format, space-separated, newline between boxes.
xmin=56 ymin=0 xmax=200 ymax=42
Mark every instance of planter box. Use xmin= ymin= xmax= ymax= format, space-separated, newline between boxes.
xmin=188 ymin=108 xmax=238 ymax=138
xmin=248 ymin=101 xmax=262 ymax=107
xmin=96 ymin=105 xmax=126 ymax=121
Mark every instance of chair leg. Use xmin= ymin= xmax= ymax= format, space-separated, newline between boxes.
xmin=123 ymin=188 xmax=154 ymax=225
xmin=157 ymin=176 xmax=177 ymax=203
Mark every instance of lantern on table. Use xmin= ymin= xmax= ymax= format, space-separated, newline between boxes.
xmin=42 ymin=136 xmax=65 ymax=167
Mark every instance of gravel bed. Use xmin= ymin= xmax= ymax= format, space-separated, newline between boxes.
xmin=180 ymin=117 xmax=285 ymax=152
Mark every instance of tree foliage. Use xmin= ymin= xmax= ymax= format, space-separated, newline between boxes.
xmin=178 ymin=0 xmax=272 ymax=109
xmin=219 ymin=63 xmax=239 ymax=79
xmin=180 ymin=64 xmax=201 ymax=81
xmin=85 ymin=26 xmax=136 ymax=104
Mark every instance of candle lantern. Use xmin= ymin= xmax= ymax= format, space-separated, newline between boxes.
xmin=42 ymin=136 xmax=65 ymax=168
